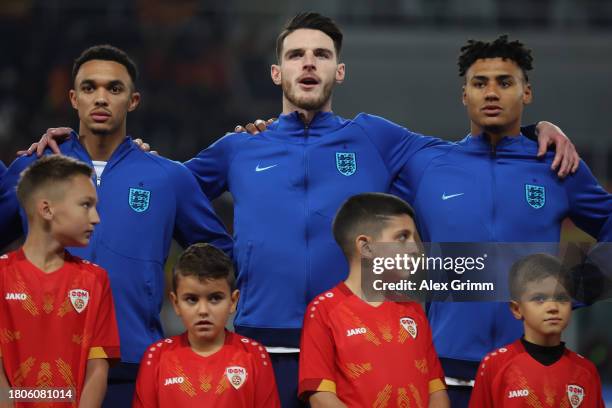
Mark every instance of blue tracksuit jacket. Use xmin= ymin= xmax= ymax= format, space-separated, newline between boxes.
xmin=0 ymin=135 xmax=233 ymax=363
xmin=185 ymin=111 xmax=445 ymax=347
xmin=392 ymin=133 xmax=612 ymax=378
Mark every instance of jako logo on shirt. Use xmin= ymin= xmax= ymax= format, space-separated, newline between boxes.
xmin=508 ymin=389 xmax=529 ymax=398
xmin=163 ymin=377 xmax=184 ymax=386
xmin=5 ymin=293 xmax=26 ymax=300
xmin=346 ymin=327 xmax=367 ymax=337
xmin=225 ymin=366 xmax=247 ymax=390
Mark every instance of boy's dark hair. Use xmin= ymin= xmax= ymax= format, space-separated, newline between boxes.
xmin=16 ymin=155 xmax=93 ymax=210
xmin=458 ymin=35 xmax=533 ymax=81
xmin=333 ymin=193 xmax=416 ymax=258
xmin=509 ymin=253 xmax=574 ymax=300
xmin=172 ymin=243 xmax=236 ymax=292
xmin=276 ymin=12 xmax=343 ymax=61
xmin=72 ymin=44 xmax=138 ymax=87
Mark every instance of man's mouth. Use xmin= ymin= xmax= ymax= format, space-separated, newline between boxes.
xmin=298 ymin=76 xmax=320 ymax=89
xmin=482 ymin=105 xmax=502 ymax=116
xmin=91 ymin=111 xmax=111 ymax=122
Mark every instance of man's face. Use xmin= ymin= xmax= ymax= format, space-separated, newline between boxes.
xmin=511 ymin=276 xmax=572 ymax=342
xmin=171 ymin=275 xmax=239 ymax=346
xmin=271 ymin=28 xmax=345 ymax=112
xmin=70 ymin=60 xmax=140 ymax=136
xmin=462 ymin=57 xmax=532 ymax=135
xmin=47 ymin=174 xmax=100 ymax=247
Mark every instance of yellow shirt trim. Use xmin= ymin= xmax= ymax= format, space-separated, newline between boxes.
xmin=317 ymin=379 xmax=337 ymax=393
xmin=429 ymin=378 xmax=446 ymax=394
xmin=88 ymin=346 xmax=108 ymax=360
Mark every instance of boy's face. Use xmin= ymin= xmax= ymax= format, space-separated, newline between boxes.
xmin=510 ymin=276 xmax=572 ymax=343
xmin=271 ymin=28 xmax=345 ymax=112
xmin=171 ymin=274 xmax=239 ymax=345
xmin=462 ymin=57 xmax=532 ymax=135
xmin=70 ymin=59 xmax=140 ymax=136
xmin=45 ymin=174 xmax=100 ymax=247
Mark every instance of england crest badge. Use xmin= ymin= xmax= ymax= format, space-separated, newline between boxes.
xmin=525 ymin=184 xmax=545 ymax=209
xmin=335 ymin=152 xmax=356 ymax=176
xmin=129 ymin=188 xmax=151 ymax=213
xmin=226 ymin=366 xmax=248 ymax=390
xmin=69 ymin=289 xmax=89 ymax=313
xmin=567 ymin=384 xmax=584 ymax=408
xmin=400 ymin=317 xmax=417 ymax=339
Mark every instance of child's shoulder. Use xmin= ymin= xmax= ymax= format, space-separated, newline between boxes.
xmin=142 ymin=335 xmax=183 ymax=363
xmin=478 ymin=340 xmax=523 ymax=375
xmin=306 ymin=283 xmax=350 ymax=314
xmin=65 ymin=253 xmax=110 ymax=281
xmin=565 ymin=347 xmax=599 ymax=375
xmin=226 ymin=332 xmax=272 ymax=369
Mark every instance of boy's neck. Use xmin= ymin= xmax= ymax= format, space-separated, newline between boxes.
xmin=523 ymin=328 xmax=562 ymax=347
xmin=78 ymin=124 xmax=126 ymax=162
xmin=344 ymin=261 xmax=383 ymax=306
xmin=188 ymin=330 xmax=226 ymax=357
xmin=22 ymin=231 xmax=66 ymax=273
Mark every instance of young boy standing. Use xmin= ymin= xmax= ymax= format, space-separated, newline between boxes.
xmin=469 ymin=253 xmax=605 ymax=407
xmin=0 ymin=155 xmax=120 ymax=406
xmin=299 ymin=193 xmax=449 ymax=407
xmin=133 ymin=243 xmax=280 ymax=407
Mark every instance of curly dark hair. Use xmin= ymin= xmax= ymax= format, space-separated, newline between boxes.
xmin=458 ymin=35 xmax=533 ymax=81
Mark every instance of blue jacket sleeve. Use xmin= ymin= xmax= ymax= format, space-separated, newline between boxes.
xmin=355 ymin=114 xmax=450 ymax=181
xmin=169 ymin=161 xmax=233 ymax=256
xmin=564 ymin=160 xmax=612 ymax=240
xmin=183 ymin=134 xmax=237 ymax=201
xmin=0 ymin=156 xmax=35 ymax=248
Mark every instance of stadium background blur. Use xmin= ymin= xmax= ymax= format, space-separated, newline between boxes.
xmin=1 ymin=0 xmax=610 ymax=401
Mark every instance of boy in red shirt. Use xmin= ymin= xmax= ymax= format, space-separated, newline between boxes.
xmin=133 ymin=243 xmax=280 ymax=407
xmin=299 ymin=192 xmax=449 ymax=407
xmin=0 ymin=155 xmax=120 ymax=406
xmin=469 ymin=253 xmax=605 ymax=407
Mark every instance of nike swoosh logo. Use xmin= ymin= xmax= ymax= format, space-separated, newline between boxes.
xmin=442 ymin=193 xmax=464 ymax=200
xmin=255 ymin=164 xmax=278 ymax=172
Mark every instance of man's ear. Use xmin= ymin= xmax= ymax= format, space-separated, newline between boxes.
xmin=509 ymin=300 xmax=523 ymax=320
xmin=461 ymin=84 xmax=467 ymax=106
xmin=128 ymin=92 xmax=141 ymax=112
xmin=522 ymin=83 xmax=533 ymax=105
xmin=69 ymin=89 xmax=78 ymax=110
xmin=335 ymin=63 xmax=345 ymax=84
xmin=271 ymin=64 xmax=282 ymax=86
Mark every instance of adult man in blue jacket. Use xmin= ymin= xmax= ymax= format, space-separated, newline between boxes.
xmin=392 ymin=35 xmax=612 ymax=407
xmin=0 ymin=45 xmax=232 ymax=406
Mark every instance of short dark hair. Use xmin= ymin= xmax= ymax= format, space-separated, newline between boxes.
xmin=276 ymin=12 xmax=343 ymax=61
xmin=72 ymin=44 xmax=138 ymax=87
xmin=16 ymin=155 xmax=93 ymax=210
xmin=509 ymin=253 xmax=574 ymax=300
xmin=333 ymin=193 xmax=416 ymax=258
xmin=172 ymin=243 xmax=236 ymax=292
xmin=458 ymin=35 xmax=533 ymax=81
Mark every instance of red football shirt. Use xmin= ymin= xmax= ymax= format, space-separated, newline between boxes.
xmin=299 ymin=283 xmax=446 ymax=407
xmin=470 ymin=339 xmax=605 ymax=408
xmin=0 ymin=249 xmax=120 ymax=406
xmin=133 ymin=331 xmax=280 ymax=407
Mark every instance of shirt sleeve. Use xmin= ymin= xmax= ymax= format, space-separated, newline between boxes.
xmin=468 ymin=357 xmax=495 ymax=408
xmin=183 ymin=133 xmax=237 ymax=201
xmin=565 ymin=160 xmax=612 ymax=240
xmin=88 ymin=270 xmax=120 ymax=361
xmin=417 ymin=307 xmax=446 ymax=394
xmin=253 ymin=349 xmax=281 ymax=408
xmin=298 ymin=305 xmax=337 ymax=399
xmin=133 ymin=343 xmax=161 ymax=408
xmin=170 ymin=161 xmax=233 ymax=256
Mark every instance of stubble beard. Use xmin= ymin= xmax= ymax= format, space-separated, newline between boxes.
xmin=283 ymin=79 xmax=334 ymax=112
